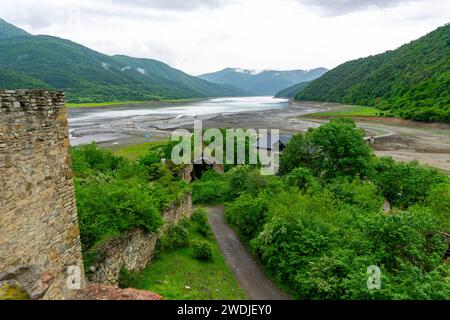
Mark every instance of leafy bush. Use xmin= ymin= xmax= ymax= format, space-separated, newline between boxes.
xmin=192 ymin=240 xmax=213 ymax=260
xmin=224 ymin=193 xmax=270 ymax=241
xmin=118 ymin=266 xmax=141 ymax=289
xmin=284 ymin=167 xmax=315 ymax=191
xmin=191 ymin=170 xmax=229 ymax=204
xmin=160 ymin=221 xmax=190 ymax=250
xmin=279 ymin=119 xmax=372 ymax=179
xmin=425 ymin=182 xmax=450 ymax=231
xmin=75 ymin=176 xmax=164 ymax=251
xmin=192 ymin=208 xmax=211 ymax=237
xmin=72 ymin=143 xmax=187 ymax=253
xmin=369 ymin=157 xmax=448 ymax=208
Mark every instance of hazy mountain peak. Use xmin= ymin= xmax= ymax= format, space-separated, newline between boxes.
xmin=200 ymin=67 xmax=328 ymax=96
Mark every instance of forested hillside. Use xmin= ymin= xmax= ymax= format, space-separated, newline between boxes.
xmin=0 ymin=18 xmax=246 ymax=103
xmin=296 ymin=24 xmax=450 ymax=122
xmin=274 ymin=81 xmax=311 ymax=98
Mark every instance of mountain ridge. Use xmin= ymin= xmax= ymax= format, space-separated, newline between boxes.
xmin=199 ymin=67 xmax=328 ymax=96
xmin=0 ymin=18 xmax=247 ymax=103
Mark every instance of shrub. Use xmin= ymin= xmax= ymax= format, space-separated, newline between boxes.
xmin=192 ymin=208 xmax=211 ymax=237
xmin=284 ymin=167 xmax=315 ymax=191
xmin=75 ymin=176 xmax=164 ymax=251
xmin=224 ymin=193 xmax=270 ymax=241
xmin=425 ymin=182 xmax=450 ymax=231
xmin=369 ymin=157 xmax=448 ymax=208
xmin=191 ymin=171 xmax=229 ymax=204
xmin=192 ymin=240 xmax=213 ymax=260
xmin=160 ymin=221 xmax=190 ymax=250
xmin=118 ymin=266 xmax=141 ymax=289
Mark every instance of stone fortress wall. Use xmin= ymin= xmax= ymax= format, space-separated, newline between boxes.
xmin=0 ymin=90 xmax=85 ymax=299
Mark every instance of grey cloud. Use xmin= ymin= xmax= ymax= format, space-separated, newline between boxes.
xmin=102 ymin=0 xmax=232 ymax=11
xmin=293 ymin=0 xmax=422 ymax=15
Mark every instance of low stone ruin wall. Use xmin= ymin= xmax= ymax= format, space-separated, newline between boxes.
xmin=86 ymin=192 xmax=192 ymax=286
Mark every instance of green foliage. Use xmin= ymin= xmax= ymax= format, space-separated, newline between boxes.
xmin=425 ymin=182 xmax=450 ymax=231
xmin=192 ymin=240 xmax=213 ymax=261
xmin=369 ymin=157 xmax=448 ymax=209
xmin=160 ymin=221 xmax=190 ymax=250
xmin=191 ymin=208 xmax=212 ymax=237
xmin=224 ymin=193 xmax=270 ymax=241
xmin=284 ymin=167 xmax=315 ymax=191
xmin=137 ymin=217 xmax=246 ymax=299
xmin=201 ymin=118 xmax=450 ymax=299
xmin=118 ymin=267 xmax=141 ymax=289
xmin=308 ymin=119 xmax=372 ymax=179
xmin=191 ymin=170 xmax=229 ymax=204
xmin=274 ymin=80 xmax=311 ymax=98
xmin=75 ymin=176 xmax=164 ymax=251
xmin=280 ymin=119 xmax=372 ymax=179
xmin=72 ymin=143 xmax=186 ymax=253
xmin=296 ymin=24 xmax=450 ymax=123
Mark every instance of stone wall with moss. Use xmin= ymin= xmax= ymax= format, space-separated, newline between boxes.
xmin=0 ymin=90 xmax=85 ymax=299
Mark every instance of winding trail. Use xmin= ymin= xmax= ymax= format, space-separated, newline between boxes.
xmin=206 ymin=205 xmax=291 ymax=300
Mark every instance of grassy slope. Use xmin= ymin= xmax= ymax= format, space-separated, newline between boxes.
xmin=109 ymin=141 xmax=168 ymax=161
xmin=137 ymin=217 xmax=246 ymax=300
xmin=307 ymin=105 xmax=380 ymax=117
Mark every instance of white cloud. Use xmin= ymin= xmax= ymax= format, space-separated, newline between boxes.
xmin=1 ymin=0 xmax=449 ymax=75
xmin=290 ymin=0 xmax=423 ymax=16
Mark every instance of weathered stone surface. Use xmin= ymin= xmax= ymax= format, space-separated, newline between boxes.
xmin=0 ymin=280 xmax=30 ymax=300
xmin=0 ymin=90 xmax=85 ymax=300
xmin=69 ymin=284 xmax=163 ymax=300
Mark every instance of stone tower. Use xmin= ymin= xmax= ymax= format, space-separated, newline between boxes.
xmin=0 ymin=90 xmax=85 ymax=299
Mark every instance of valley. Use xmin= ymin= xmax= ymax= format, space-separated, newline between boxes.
xmin=68 ymin=97 xmax=450 ymax=173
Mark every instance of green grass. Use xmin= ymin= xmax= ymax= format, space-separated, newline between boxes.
xmin=308 ymin=105 xmax=379 ymax=118
xmin=137 ymin=217 xmax=246 ymax=300
xmin=67 ymin=98 xmax=197 ymax=108
xmin=108 ymin=141 xmax=168 ymax=161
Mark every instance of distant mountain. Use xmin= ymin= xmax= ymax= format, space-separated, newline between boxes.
xmin=275 ymin=81 xmax=311 ymax=98
xmin=296 ymin=24 xmax=450 ymax=123
xmin=0 ymin=18 xmax=246 ymax=103
xmin=199 ymin=67 xmax=328 ymax=96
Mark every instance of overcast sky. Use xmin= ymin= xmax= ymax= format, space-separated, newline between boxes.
xmin=1 ymin=0 xmax=449 ymax=75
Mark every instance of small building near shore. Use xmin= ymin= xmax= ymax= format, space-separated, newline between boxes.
xmin=254 ymin=133 xmax=293 ymax=152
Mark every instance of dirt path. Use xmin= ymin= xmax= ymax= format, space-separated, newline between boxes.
xmin=206 ymin=205 xmax=291 ymax=300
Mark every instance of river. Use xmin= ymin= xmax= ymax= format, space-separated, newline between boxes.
xmin=68 ymin=96 xmax=292 ymax=146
